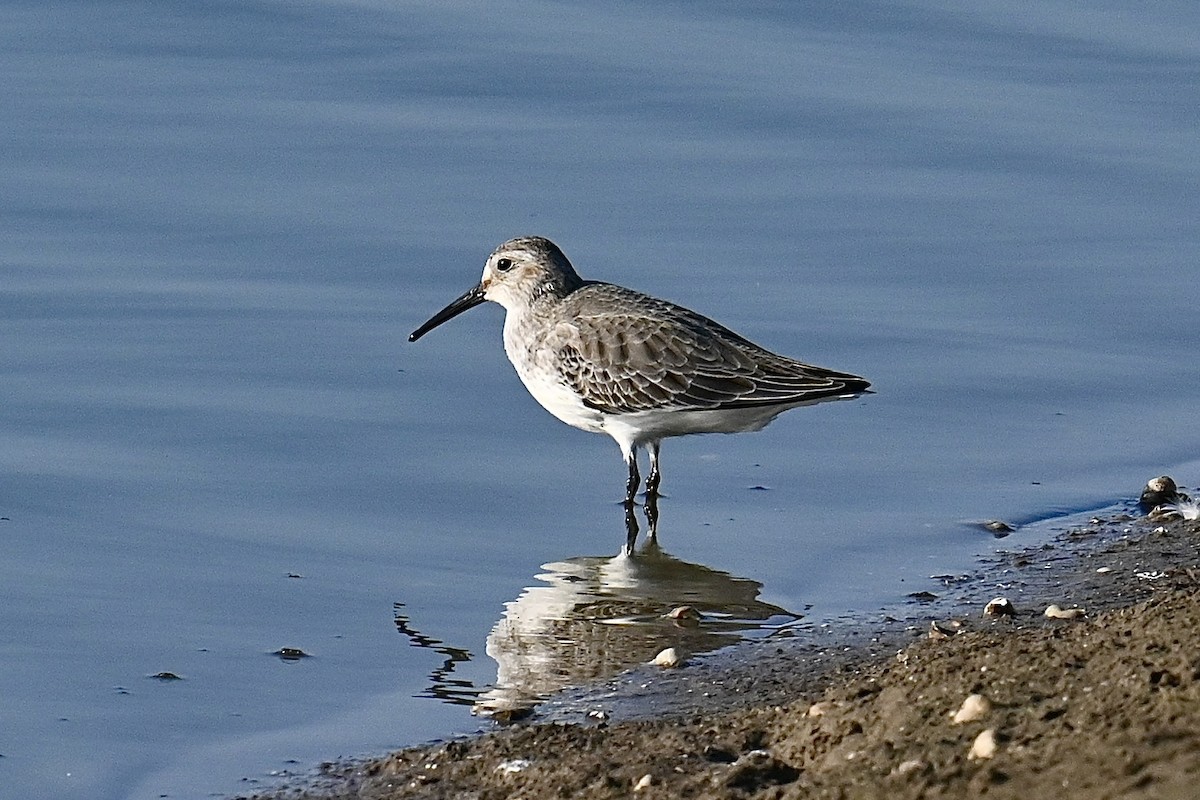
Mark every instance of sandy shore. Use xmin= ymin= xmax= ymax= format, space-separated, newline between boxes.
xmin=241 ymin=492 xmax=1199 ymax=800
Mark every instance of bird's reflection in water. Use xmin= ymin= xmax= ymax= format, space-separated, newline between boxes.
xmin=473 ymin=538 xmax=801 ymax=720
xmin=392 ymin=516 xmax=802 ymax=719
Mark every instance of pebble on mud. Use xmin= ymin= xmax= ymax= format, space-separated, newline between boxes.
xmin=983 ymin=597 xmax=1016 ymax=618
xmin=1045 ymin=604 xmax=1086 ymax=620
xmin=893 ymin=758 xmax=926 ymax=777
xmin=484 ymin=705 xmax=535 ymax=724
xmin=1139 ymin=475 xmax=1181 ymax=509
xmin=951 ymin=694 xmax=991 ymax=724
xmin=807 ymin=701 xmax=833 ymax=717
xmin=982 ymin=520 xmax=1015 ymax=536
xmin=968 ymin=729 xmax=998 ymax=761
xmin=652 ymin=647 xmax=685 ymax=668
xmin=633 ymin=773 xmax=653 ymax=791
xmin=667 ymin=606 xmax=703 ymax=627
xmin=495 ymin=759 xmax=531 ymax=774
xmin=275 ymin=647 xmax=310 ymax=661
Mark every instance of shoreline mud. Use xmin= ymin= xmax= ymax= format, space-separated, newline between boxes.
xmin=240 ymin=487 xmax=1199 ymax=800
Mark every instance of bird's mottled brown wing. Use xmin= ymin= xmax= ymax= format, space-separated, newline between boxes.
xmin=552 ymin=286 xmax=868 ymax=414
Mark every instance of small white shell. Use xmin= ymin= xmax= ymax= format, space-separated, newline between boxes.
xmin=666 ymin=606 xmax=703 ymax=627
xmin=652 ymin=647 xmax=684 ymax=668
xmin=951 ymin=693 xmax=992 ymax=724
xmin=807 ymin=701 xmax=833 ymax=717
xmin=1044 ymin=604 xmax=1086 ymax=620
xmin=968 ymin=729 xmax=998 ymax=760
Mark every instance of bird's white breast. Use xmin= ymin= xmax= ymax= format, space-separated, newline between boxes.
xmin=503 ymin=313 xmax=607 ymax=435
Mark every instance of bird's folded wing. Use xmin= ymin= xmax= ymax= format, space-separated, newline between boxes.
xmin=555 ymin=310 xmax=859 ymax=415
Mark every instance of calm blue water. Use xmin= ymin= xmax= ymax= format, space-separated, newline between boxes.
xmin=2 ymin=2 xmax=1198 ymax=798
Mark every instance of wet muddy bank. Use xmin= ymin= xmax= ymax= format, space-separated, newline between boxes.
xmin=239 ymin=490 xmax=1200 ymax=800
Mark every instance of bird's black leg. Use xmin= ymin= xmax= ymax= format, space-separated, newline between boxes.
xmin=645 ymin=440 xmax=662 ymax=499
xmin=624 ymin=451 xmax=640 ymax=509
xmin=623 ymin=450 xmax=641 ymax=552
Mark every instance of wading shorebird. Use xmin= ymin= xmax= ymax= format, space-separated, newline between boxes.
xmin=410 ymin=236 xmax=870 ymax=532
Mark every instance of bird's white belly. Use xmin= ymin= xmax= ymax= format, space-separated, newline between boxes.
xmin=516 ymin=367 xmax=607 ymax=434
xmin=601 ymin=405 xmax=790 ymax=445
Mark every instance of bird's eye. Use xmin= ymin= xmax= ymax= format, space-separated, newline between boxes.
xmin=496 ymin=257 xmax=514 ymax=272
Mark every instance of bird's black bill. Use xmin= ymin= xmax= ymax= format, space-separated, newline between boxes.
xmin=409 ymin=285 xmax=486 ymax=342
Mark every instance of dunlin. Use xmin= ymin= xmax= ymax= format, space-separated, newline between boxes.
xmin=410 ymin=236 xmax=869 ymax=520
